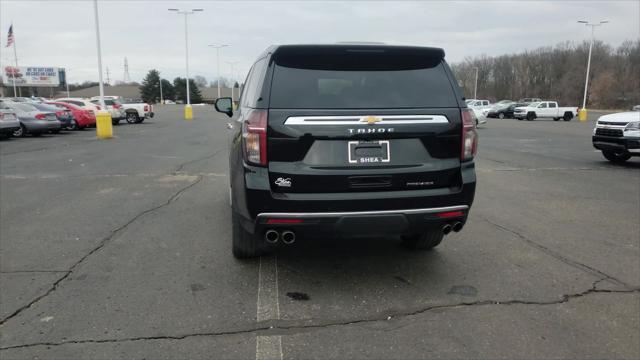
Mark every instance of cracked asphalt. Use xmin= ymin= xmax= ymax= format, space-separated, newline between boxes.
xmin=0 ymin=106 xmax=638 ymax=359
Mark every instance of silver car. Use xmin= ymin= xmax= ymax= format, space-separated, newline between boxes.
xmin=0 ymin=106 xmax=20 ymax=138
xmin=2 ymin=101 xmax=61 ymax=137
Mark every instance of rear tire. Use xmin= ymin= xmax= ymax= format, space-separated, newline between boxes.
xmin=126 ymin=112 xmax=139 ymax=124
xmin=526 ymin=112 xmax=535 ymax=121
xmin=232 ymin=211 xmax=262 ymax=259
xmin=498 ymin=113 xmax=505 ymax=119
xmin=402 ymin=229 xmax=444 ymax=251
xmin=563 ymin=112 xmax=573 ymax=121
xmin=12 ymin=125 xmax=25 ymax=137
xmin=602 ymin=150 xmax=631 ymax=163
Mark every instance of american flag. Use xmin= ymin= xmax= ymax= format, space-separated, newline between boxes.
xmin=6 ymin=25 xmax=14 ymax=48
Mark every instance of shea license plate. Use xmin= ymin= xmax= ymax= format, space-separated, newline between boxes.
xmin=348 ymin=140 xmax=390 ymax=164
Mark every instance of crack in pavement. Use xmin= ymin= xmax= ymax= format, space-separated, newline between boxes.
xmin=174 ymin=148 xmax=225 ymax=174
xmin=0 ymin=175 xmax=204 ymax=326
xmin=2 ymin=283 xmax=638 ymax=351
xmin=0 ymin=271 xmax=69 ymax=274
xmin=482 ymin=217 xmax=632 ymax=288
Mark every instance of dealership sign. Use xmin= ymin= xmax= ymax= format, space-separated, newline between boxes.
xmin=2 ymin=66 xmax=61 ymax=87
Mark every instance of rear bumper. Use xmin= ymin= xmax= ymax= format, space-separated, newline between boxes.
xmin=236 ymin=162 xmax=476 ymax=236
xmin=593 ymin=135 xmax=640 ymax=153
xmin=25 ymin=121 xmax=61 ymax=133
xmin=255 ymin=205 xmax=469 ymax=238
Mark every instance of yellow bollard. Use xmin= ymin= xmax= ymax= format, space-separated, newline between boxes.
xmin=578 ymin=108 xmax=588 ymax=122
xmin=95 ymin=110 xmax=113 ymax=139
xmin=184 ymin=104 xmax=193 ymax=120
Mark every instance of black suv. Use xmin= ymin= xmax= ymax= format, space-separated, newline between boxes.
xmin=215 ymin=44 xmax=477 ymax=258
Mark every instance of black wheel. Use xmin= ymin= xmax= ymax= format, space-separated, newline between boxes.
xmin=402 ymin=229 xmax=444 ymax=251
xmin=112 ymin=119 xmax=120 ymax=125
xmin=12 ymin=125 xmax=25 ymax=137
xmin=498 ymin=113 xmax=505 ymax=119
xmin=526 ymin=112 xmax=535 ymax=121
xmin=563 ymin=112 xmax=573 ymax=121
xmin=553 ymin=117 xmax=560 ymax=121
xmin=232 ymin=211 xmax=262 ymax=258
xmin=602 ymin=150 xmax=631 ymax=163
xmin=126 ymin=112 xmax=138 ymax=124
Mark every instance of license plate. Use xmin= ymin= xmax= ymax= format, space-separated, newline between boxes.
xmin=348 ymin=140 xmax=390 ymax=164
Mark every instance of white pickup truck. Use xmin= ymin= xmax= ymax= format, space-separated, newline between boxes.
xmin=91 ymin=96 xmax=154 ymax=124
xmin=592 ymin=111 xmax=640 ymax=163
xmin=513 ymin=101 xmax=579 ymax=121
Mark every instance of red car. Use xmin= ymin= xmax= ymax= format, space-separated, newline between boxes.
xmin=46 ymin=102 xmax=96 ymax=129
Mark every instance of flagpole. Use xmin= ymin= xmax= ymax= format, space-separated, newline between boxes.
xmin=12 ymin=33 xmax=20 ymax=97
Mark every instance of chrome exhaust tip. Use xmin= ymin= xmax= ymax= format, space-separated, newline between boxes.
xmin=452 ymin=222 xmax=463 ymax=232
xmin=281 ymin=230 xmax=296 ymax=244
xmin=442 ymin=224 xmax=452 ymax=235
xmin=265 ymin=230 xmax=279 ymax=244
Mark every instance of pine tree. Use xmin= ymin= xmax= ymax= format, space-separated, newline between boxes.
xmin=173 ymin=77 xmax=203 ymax=103
xmin=139 ymin=70 xmax=161 ymax=104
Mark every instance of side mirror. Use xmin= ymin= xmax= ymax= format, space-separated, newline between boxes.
xmin=215 ymin=97 xmax=233 ymax=117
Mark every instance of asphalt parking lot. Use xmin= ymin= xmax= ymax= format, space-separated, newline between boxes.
xmin=1 ymin=106 xmax=638 ymax=359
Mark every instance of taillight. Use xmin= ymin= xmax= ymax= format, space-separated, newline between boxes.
xmin=56 ymin=111 xmax=64 ymax=117
xmin=461 ymin=108 xmax=478 ymax=161
xmin=242 ymin=109 xmax=268 ymax=166
xmin=144 ymin=105 xmax=149 ymax=111
xmin=112 ymin=103 xmax=122 ymax=109
xmin=35 ymin=113 xmax=46 ymax=120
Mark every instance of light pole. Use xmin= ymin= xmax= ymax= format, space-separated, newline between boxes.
xmin=473 ymin=67 xmax=478 ymax=100
xmin=577 ymin=19 xmax=608 ymax=121
xmin=158 ymin=71 xmax=163 ymax=105
xmin=226 ymin=60 xmax=239 ymax=102
xmin=208 ymin=44 xmax=229 ymax=99
xmin=65 ymin=68 xmax=71 ymax=98
xmin=92 ymin=0 xmax=112 ymax=139
xmin=169 ymin=8 xmax=203 ymax=120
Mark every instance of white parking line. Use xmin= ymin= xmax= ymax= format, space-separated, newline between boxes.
xmin=256 ymin=256 xmax=282 ymax=360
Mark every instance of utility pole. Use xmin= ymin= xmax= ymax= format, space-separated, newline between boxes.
xmin=208 ymin=44 xmax=229 ymax=99
xmin=169 ymin=8 xmax=204 ymax=120
xmin=473 ymin=67 xmax=478 ymax=100
xmin=577 ymin=19 xmax=609 ymax=121
xmin=159 ymin=72 xmax=164 ymax=104
xmin=123 ymin=57 xmax=131 ymax=83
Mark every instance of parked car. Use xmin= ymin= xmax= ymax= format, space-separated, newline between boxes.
xmin=513 ymin=101 xmax=579 ymax=121
xmin=632 ymin=105 xmax=640 ymax=111
xmin=487 ymin=101 xmax=517 ymax=119
xmin=96 ymin=96 xmax=154 ymax=123
xmin=214 ymin=44 xmax=477 ymax=258
xmin=467 ymin=99 xmax=491 ymax=110
xmin=592 ymin=111 xmax=640 ymax=163
xmin=89 ymin=98 xmax=126 ymax=125
xmin=0 ymin=106 xmax=20 ymax=138
xmin=31 ymin=103 xmax=73 ymax=132
xmin=518 ymin=97 xmax=542 ymax=103
xmin=471 ymin=107 xmax=487 ymax=126
xmin=2 ymin=101 xmax=61 ymax=137
xmin=55 ymin=98 xmax=102 ymax=112
xmin=164 ymin=100 xmax=176 ymax=105
xmin=46 ymin=101 xmax=96 ymax=129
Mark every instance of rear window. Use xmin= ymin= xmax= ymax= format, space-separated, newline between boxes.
xmin=269 ymin=53 xmax=457 ymax=109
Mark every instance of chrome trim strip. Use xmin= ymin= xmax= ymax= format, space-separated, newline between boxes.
xmin=257 ymin=205 xmax=468 ymax=219
xmin=284 ymin=115 xmax=449 ymax=125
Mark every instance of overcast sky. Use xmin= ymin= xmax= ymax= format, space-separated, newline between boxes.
xmin=0 ymin=0 xmax=638 ymax=85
